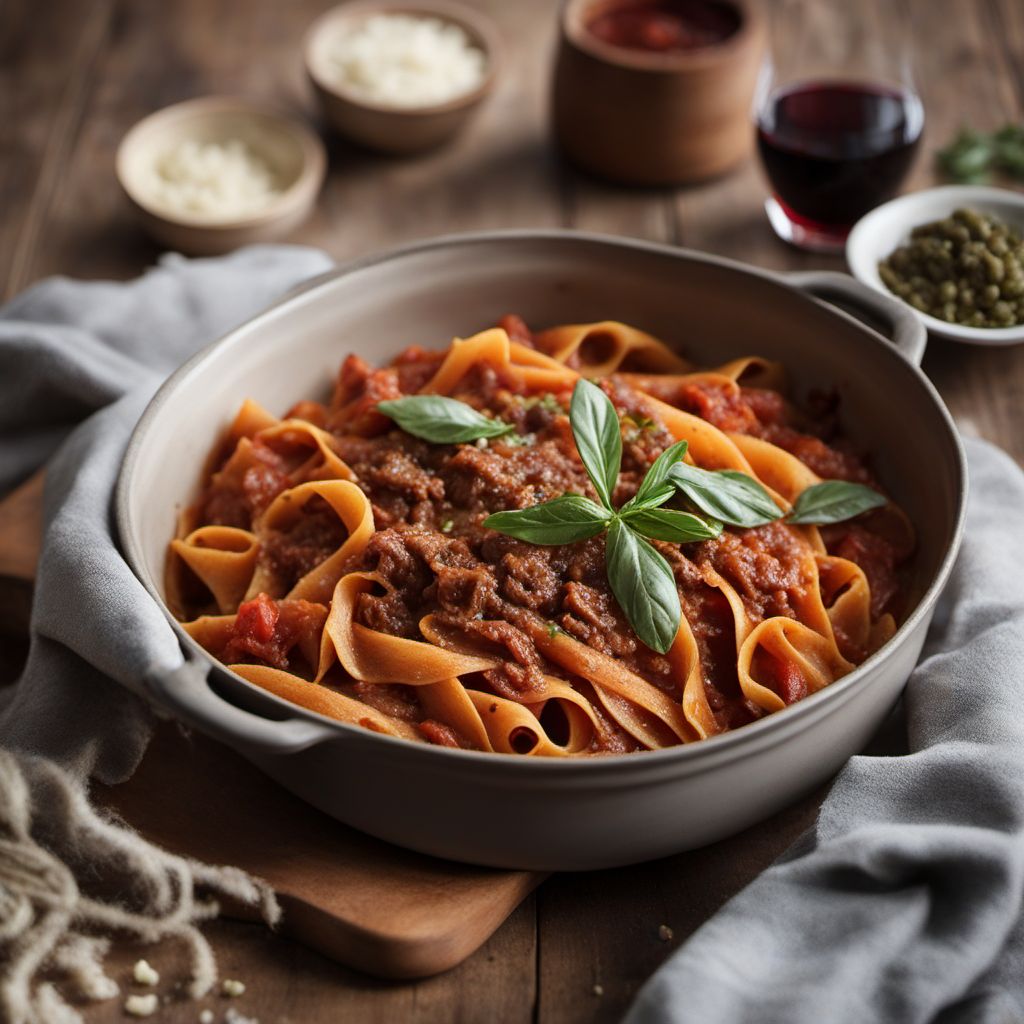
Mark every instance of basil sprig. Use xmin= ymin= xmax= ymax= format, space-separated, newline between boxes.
xmin=569 ymin=377 xmax=622 ymax=509
xmin=668 ymin=458 xmax=885 ymax=528
xmin=669 ymin=462 xmax=782 ymax=528
xmin=629 ymin=438 xmax=690 ymax=508
xmin=376 ymin=395 xmax=515 ymax=444
xmin=483 ymin=495 xmax=611 ymax=544
xmin=605 ymin=520 xmax=682 ymax=656
xmin=484 ymin=380 xmax=718 ymax=654
xmin=619 ymin=507 xmax=722 ymax=543
xmin=786 ymin=481 xmax=886 ymax=524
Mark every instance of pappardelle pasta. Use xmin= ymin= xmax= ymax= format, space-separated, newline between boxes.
xmin=167 ymin=316 xmax=914 ymax=756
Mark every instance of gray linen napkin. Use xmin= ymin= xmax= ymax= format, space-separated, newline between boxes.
xmin=0 ymin=246 xmax=331 ymax=1022
xmin=625 ymin=436 xmax=1024 ymax=1023
xmin=0 ymin=245 xmax=331 ymax=778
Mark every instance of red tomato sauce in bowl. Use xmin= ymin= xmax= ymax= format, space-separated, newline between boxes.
xmin=586 ymin=0 xmax=741 ymax=53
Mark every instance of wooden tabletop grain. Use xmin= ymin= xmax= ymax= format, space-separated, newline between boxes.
xmin=4 ymin=0 xmax=1023 ymax=1021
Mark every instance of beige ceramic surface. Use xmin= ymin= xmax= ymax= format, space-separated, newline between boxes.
xmin=847 ymin=184 xmax=1024 ymax=347
xmin=552 ymin=0 xmax=766 ymax=184
xmin=116 ymin=97 xmax=326 ymax=255
xmin=305 ymin=1 xmax=500 ymax=154
xmin=117 ymin=232 xmax=966 ymax=871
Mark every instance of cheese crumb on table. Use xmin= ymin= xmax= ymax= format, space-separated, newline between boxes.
xmin=132 ymin=959 xmax=160 ymax=986
xmin=125 ymin=993 xmax=160 ymax=1017
xmin=144 ymin=139 xmax=282 ymax=220
xmin=222 ymin=978 xmax=246 ymax=997
xmin=199 ymin=1011 xmax=214 ymax=1024
xmin=225 ymin=1009 xmax=260 ymax=1024
xmin=325 ymin=14 xmax=486 ymax=108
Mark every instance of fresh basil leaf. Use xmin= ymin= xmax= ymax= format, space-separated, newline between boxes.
xmin=937 ymin=130 xmax=994 ymax=183
xmin=605 ymin=519 xmax=681 ymax=655
xmin=633 ymin=439 xmax=689 ymax=506
xmin=619 ymin=482 xmax=676 ymax=516
xmin=377 ymin=395 xmax=514 ymax=444
xmin=620 ymin=507 xmax=723 ymax=543
xmin=569 ymin=379 xmax=622 ymax=510
xmin=669 ymin=463 xmax=782 ymax=528
xmin=786 ymin=481 xmax=887 ymax=525
xmin=484 ymin=495 xmax=612 ymax=545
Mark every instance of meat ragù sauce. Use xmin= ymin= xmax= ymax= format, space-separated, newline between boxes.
xmin=174 ymin=317 xmax=913 ymax=755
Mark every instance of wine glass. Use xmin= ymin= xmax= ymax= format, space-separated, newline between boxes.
xmin=753 ymin=0 xmax=924 ymax=252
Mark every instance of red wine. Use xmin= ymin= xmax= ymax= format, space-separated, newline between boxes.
xmin=757 ymin=81 xmax=923 ymax=233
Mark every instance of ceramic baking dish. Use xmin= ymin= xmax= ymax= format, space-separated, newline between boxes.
xmin=116 ymin=231 xmax=966 ymax=871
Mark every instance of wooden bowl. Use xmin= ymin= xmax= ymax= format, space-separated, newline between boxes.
xmin=116 ymin=97 xmax=326 ymax=256
xmin=552 ymin=0 xmax=766 ymax=185
xmin=304 ymin=1 xmax=501 ymax=155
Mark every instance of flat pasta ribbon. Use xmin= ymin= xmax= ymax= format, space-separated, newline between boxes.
xmin=318 ymin=572 xmax=499 ymax=684
xmin=169 ymin=526 xmax=260 ymax=616
xmin=738 ymin=618 xmax=854 ymax=714
xmin=422 ymin=328 xmax=578 ymax=396
xmin=256 ymin=419 xmax=355 ymax=484
xmin=247 ymin=478 xmax=373 ymax=603
xmin=231 ymin=663 xmax=421 ymax=741
xmin=536 ymin=321 xmax=692 ymax=377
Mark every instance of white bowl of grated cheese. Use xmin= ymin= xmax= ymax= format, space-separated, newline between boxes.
xmin=116 ymin=97 xmax=326 ymax=255
xmin=305 ymin=1 xmax=500 ymax=154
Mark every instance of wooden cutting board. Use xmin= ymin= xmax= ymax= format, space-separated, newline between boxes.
xmin=0 ymin=471 xmax=543 ymax=979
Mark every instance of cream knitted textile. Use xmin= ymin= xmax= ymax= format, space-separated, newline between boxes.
xmin=0 ymin=751 xmax=280 ymax=1023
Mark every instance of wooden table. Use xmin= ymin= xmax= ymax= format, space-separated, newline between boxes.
xmin=3 ymin=1 xmax=1023 ymax=1021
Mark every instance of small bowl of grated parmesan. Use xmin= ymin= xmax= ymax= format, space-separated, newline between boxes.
xmin=116 ymin=97 xmax=326 ymax=255
xmin=304 ymin=1 xmax=500 ymax=154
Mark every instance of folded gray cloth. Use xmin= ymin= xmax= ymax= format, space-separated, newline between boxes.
xmin=0 ymin=246 xmax=331 ymax=1022
xmin=625 ymin=436 xmax=1024 ymax=1024
xmin=0 ymin=246 xmax=331 ymax=779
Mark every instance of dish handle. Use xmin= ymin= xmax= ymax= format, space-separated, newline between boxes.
xmin=785 ymin=270 xmax=927 ymax=367
xmin=145 ymin=657 xmax=337 ymax=755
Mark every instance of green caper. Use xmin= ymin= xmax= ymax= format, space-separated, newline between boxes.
xmin=993 ymin=301 xmax=1014 ymax=324
xmin=981 ymin=284 xmax=1001 ymax=309
xmin=982 ymin=251 xmax=1005 ymax=282
xmin=878 ymin=207 xmax=1024 ymax=327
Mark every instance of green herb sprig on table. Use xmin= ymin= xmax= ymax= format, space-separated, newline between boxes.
xmin=938 ymin=125 xmax=1024 ymax=184
xmin=376 ymin=381 xmax=887 ymax=655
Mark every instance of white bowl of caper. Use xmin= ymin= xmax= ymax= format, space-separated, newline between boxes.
xmin=847 ymin=185 xmax=1024 ymax=346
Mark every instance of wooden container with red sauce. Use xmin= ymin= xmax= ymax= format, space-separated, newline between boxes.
xmin=553 ymin=0 xmax=765 ymax=185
